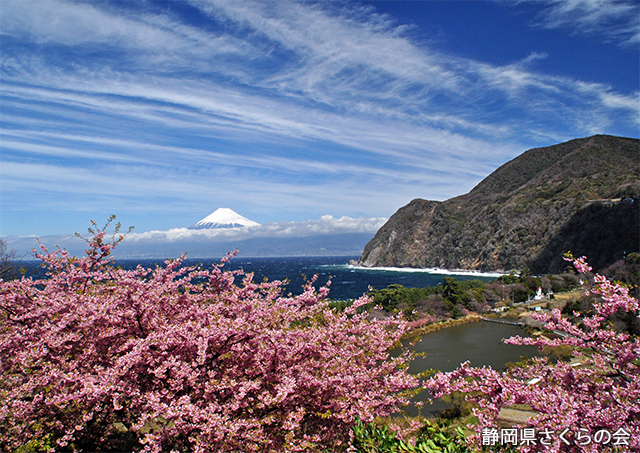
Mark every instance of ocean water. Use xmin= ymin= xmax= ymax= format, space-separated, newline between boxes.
xmin=185 ymin=255 xmax=500 ymax=300
xmin=140 ymin=256 xmax=499 ymax=300
xmin=20 ymin=255 xmax=500 ymax=300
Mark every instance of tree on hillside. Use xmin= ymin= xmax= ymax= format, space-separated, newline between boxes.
xmin=0 ymin=218 xmax=418 ymax=453
xmin=442 ymin=277 xmax=472 ymax=308
xmin=0 ymin=238 xmax=17 ymax=280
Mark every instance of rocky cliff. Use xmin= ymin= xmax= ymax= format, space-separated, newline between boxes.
xmin=358 ymin=135 xmax=639 ymax=273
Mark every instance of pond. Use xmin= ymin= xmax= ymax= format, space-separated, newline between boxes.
xmin=402 ymin=321 xmax=541 ymax=417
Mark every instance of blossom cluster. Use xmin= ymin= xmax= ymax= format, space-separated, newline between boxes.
xmin=406 ymin=315 xmax=438 ymax=330
xmin=427 ymin=256 xmax=640 ymax=452
xmin=0 ymin=219 xmax=418 ymax=452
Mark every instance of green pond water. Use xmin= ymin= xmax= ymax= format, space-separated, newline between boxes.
xmin=402 ymin=321 xmax=541 ymax=418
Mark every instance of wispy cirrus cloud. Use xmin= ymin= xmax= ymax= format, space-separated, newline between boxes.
xmin=509 ymin=0 xmax=640 ymax=46
xmin=0 ymin=0 xmax=638 ymax=236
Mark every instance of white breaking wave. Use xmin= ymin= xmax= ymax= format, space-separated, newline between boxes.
xmin=343 ymin=263 xmax=506 ymax=278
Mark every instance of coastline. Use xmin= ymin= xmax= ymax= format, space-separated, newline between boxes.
xmin=398 ymin=289 xmax=581 ymax=341
xmin=402 ymin=314 xmax=482 ymax=340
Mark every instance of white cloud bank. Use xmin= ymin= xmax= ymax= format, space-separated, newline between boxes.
xmin=5 ymin=215 xmax=388 ymax=259
xmin=126 ymin=215 xmax=387 ymax=242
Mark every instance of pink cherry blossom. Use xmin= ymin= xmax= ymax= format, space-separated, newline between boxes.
xmin=0 ymin=218 xmax=418 ymax=452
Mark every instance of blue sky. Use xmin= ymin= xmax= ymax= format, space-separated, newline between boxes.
xmin=1 ymin=0 xmax=638 ymax=237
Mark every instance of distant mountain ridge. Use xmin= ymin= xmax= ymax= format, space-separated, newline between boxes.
xmin=190 ymin=208 xmax=260 ymax=230
xmin=358 ymin=135 xmax=640 ymax=273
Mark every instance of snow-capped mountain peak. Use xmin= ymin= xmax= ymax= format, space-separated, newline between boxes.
xmin=190 ymin=208 xmax=260 ymax=230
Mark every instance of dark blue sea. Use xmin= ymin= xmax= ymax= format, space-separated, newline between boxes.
xmin=20 ymin=255 xmax=501 ymax=300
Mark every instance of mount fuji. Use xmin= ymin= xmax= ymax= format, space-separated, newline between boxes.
xmin=189 ymin=208 xmax=260 ymax=230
